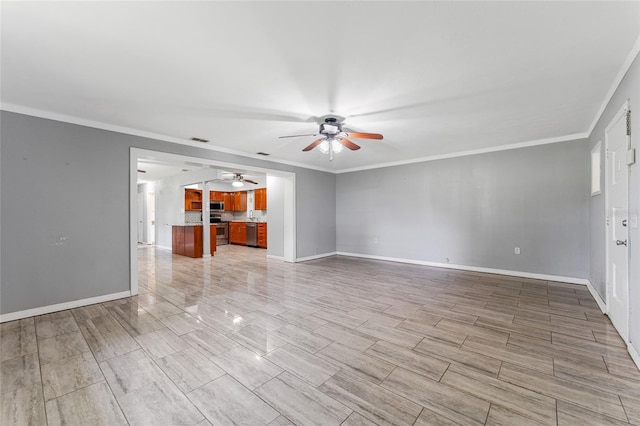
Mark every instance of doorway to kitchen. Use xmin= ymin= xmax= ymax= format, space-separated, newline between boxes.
xmin=129 ymin=148 xmax=297 ymax=295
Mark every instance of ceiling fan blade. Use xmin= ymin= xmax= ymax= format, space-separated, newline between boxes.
xmin=302 ymin=138 xmax=325 ymax=152
xmin=279 ymin=133 xmax=317 ymax=139
xmin=137 ymin=169 xmax=147 ymax=173
xmin=345 ymin=132 xmax=383 ymax=140
xmin=339 ymin=138 xmax=361 ymax=151
xmin=244 ymin=179 xmax=259 ymax=185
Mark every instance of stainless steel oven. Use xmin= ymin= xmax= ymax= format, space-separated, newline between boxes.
xmin=215 ymin=223 xmax=228 ymax=245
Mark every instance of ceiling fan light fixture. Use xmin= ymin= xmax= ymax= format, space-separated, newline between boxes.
xmin=331 ymin=139 xmax=344 ymax=153
xmin=232 ymin=181 xmax=244 ymax=187
xmin=317 ymin=140 xmax=330 ymax=154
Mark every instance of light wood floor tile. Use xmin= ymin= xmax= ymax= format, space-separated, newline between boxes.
xmin=255 ymin=372 xmax=352 ymax=426
xmin=3 ymin=246 xmax=639 ymax=426
xmin=319 ymin=370 xmax=422 ymax=426
xmin=1 ymin=386 xmax=46 ymax=426
xmin=155 ymin=347 xmax=225 ymax=393
xmin=41 ymin=351 xmax=104 ymax=401
xmin=364 ymin=340 xmax=449 ymax=381
xmin=188 ymin=374 xmax=279 ymax=426
xmin=316 ymin=342 xmax=395 ymax=384
xmin=414 ymin=337 xmax=502 ymax=377
xmin=45 ymin=381 xmax=126 ymax=426
xmin=485 ymin=405 xmax=546 ymax=426
xmin=0 ymin=318 xmax=37 ymax=362
xmin=556 ymin=400 xmax=630 ymax=426
xmin=382 ymin=367 xmax=491 ymax=425
xmin=265 ymin=344 xmax=340 ymax=386
xmin=117 ymin=379 xmax=204 ymax=426
xmin=498 ymin=362 xmax=627 ymax=421
xmin=441 ymin=368 xmax=557 ymax=425
xmin=211 ymin=345 xmax=283 ymax=390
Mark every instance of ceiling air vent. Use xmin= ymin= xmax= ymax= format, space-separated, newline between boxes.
xmin=256 ymin=152 xmax=270 ymax=156
xmin=190 ymin=137 xmax=209 ymax=143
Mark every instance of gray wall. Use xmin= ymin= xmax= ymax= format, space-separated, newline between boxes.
xmin=0 ymin=111 xmax=336 ymax=315
xmin=337 ymin=139 xmax=590 ymax=279
xmin=588 ymin=54 xmax=640 ymax=353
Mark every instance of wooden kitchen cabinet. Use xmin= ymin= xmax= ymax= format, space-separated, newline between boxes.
xmin=211 ymin=191 xmax=224 ymax=202
xmin=232 ymin=191 xmax=247 ymax=212
xmin=184 ymin=189 xmax=203 ymax=211
xmin=254 ymin=188 xmax=267 ymax=210
xmin=257 ymin=223 xmax=267 ymax=248
xmin=224 ymin=192 xmax=233 ymax=211
xmin=210 ymin=225 xmax=217 ymax=254
xmin=172 ymin=225 xmax=203 ymax=258
xmin=229 ymin=222 xmax=247 ymax=245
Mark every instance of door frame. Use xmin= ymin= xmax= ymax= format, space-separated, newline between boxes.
xmin=129 ymin=148 xmax=297 ymax=296
xmin=604 ymin=100 xmax=630 ymax=341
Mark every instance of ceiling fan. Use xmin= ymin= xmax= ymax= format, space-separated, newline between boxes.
xmin=222 ymin=172 xmax=258 ymax=187
xmin=279 ymin=117 xmax=383 ymax=161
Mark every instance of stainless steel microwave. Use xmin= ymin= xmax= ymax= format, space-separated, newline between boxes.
xmin=210 ymin=201 xmax=224 ymax=211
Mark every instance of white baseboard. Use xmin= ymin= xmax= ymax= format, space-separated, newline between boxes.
xmin=154 ymin=245 xmax=172 ymax=251
xmin=335 ymin=252 xmax=589 ymax=285
xmin=296 ymin=252 xmax=338 ymax=262
xmin=629 ymin=342 xmax=640 ymax=371
xmin=0 ymin=290 xmax=131 ymax=323
xmin=586 ymin=280 xmax=607 ymax=313
xmin=266 ymin=254 xmax=285 ymax=261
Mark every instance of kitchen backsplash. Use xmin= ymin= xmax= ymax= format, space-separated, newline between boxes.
xmin=185 ymin=211 xmax=202 ymax=223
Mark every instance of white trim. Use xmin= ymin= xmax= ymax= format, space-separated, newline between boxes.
xmin=129 ymin=152 xmax=139 ymax=297
xmin=1 ymin=104 xmax=590 ymax=176
xmin=587 ymin=35 xmax=640 ymax=136
xmin=336 ymin=252 xmax=589 ymax=285
xmin=1 ymin=103 xmax=335 ymax=174
xmin=266 ymin=254 xmax=285 ymax=261
xmin=153 ymin=245 xmax=172 ymax=251
xmin=336 ymin=133 xmax=588 ymax=174
xmin=0 ymin=291 xmax=131 ymax=323
xmin=629 ymin=343 xmax=640 ymax=371
xmin=296 ymin=252 xmax=338 ymax=262
xmin=586 ymin=280 xmax=607 ymax=313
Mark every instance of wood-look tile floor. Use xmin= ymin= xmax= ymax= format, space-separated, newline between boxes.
xmin=2 ymin=245 xmax=639 ymax=425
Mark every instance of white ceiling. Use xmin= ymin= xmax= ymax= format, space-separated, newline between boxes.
xmin=2 ymin=1 xmax=639 ymax=172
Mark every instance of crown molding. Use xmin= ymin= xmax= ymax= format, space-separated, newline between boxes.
xmin=334 ymin=132 xmax=589 ymax=174
xmin=0 ymin=103 xmax=335 ymax=174
xmin=587 ymin=34 xmax=640 ymax=136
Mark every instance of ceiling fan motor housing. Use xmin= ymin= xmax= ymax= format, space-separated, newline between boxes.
xmin=319 ymin=117 xmax=342 ymax=136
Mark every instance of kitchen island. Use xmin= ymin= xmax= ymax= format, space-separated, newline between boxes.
xmin=172 ymin=225 xmax=203 ymax=258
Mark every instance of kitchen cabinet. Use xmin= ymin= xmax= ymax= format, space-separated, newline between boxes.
xmin=211 ymin=191 xmax=224 ymax=202
xmin=184 ymin=189 xmax=203 ymax=211
xmin=254 ymin=188 xmax=267 ymax=210
xmin=210 ymin=225 xmax=217 ymax=254
xmin=229 ymin=222 xmax=247 ymax=245
xmin=223 ymin=192 xmax=233 ymax=211
xmin=172 ymin=225 xmax=203 ymax=258
xmin=232 ymin=191 xmax=247 ymax=211
xmin=257 ymin=223 xmax=267 ymax=248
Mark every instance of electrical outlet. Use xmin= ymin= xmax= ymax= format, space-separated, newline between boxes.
xmin=373 ymin=237 xmax=378 ymax=244
xmin=514 ymin=247 xmax=520 ymax=255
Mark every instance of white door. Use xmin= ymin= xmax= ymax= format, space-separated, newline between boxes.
xmin=147 ymin=192 xmax=156 ymax=244
xmin=137 ymin=192 xmax=144 ymax=243
xmin=606 ymin=104 xmax=630 ymax=340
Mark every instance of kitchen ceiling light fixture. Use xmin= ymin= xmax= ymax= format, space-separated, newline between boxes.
xmin=232 ymin=181 xmax=244 ymax=187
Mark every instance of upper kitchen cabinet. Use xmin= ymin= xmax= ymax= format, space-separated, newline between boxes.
xmin=210 ymin=191 xmax=224 ymax=202
xmin=231 ymin=191 xmax=247 ymax=212
xmin=184 ymin=189 xmax=203 ymax=211
xmin=254 ymin=188 xmax=267 ymax=210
